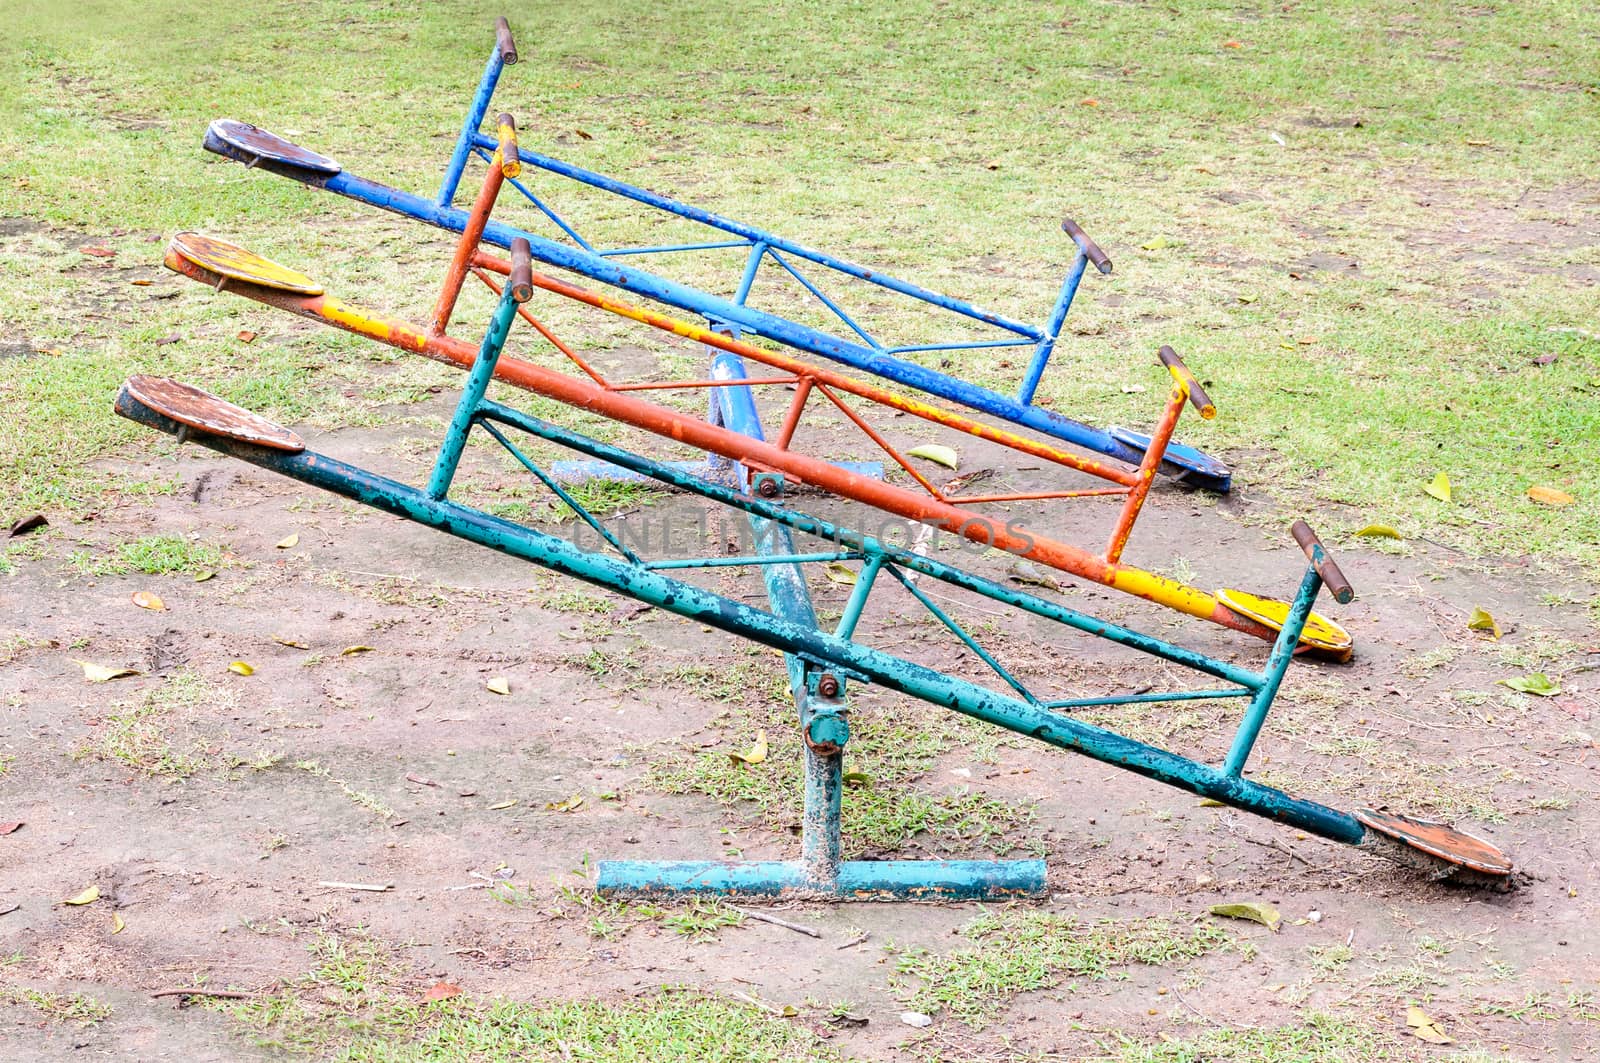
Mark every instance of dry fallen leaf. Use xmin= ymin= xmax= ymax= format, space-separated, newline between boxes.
xmin=272 ymin=635 xmax=310 ymax=649
xmin=906 ymin=443 xmax=959 ymax=469
xmin=1423 ymin=471 xmax=1452 ymax=503
xmin=1527 ymin=484 xmax=1575 ymax=507
xmin=8 ymin=513 xmax=47 ymax=537
xmin=228 ymin=660 xmax=256 ymax=676
xmin=1209 ymin=901 xmax=1282 ymax=932
xmin=1353 ymin=524 xmax=1402 ymax=539
xmin=545 ymin=794 xmax=584 ymax=813
xmin=486 ymin=677 xmax=511 ymax=695
xmin=236 ymin=330 xmax=258 ymax=344
xmin=275 ymin=534 xmax=299 ymax=550
xmin=822 ymin=562 xmax=858 ymax=586
xmin=728 ymin=730 xmax=769 ymax=766
xmin=78 ymin=661 xmax=139 ymax=683
xmin=1467 ymin=608 xmax=1502 ymax=640
xmin=64 ymin=886 xmax=100 ymax=906
xmin=112 ymin=913 xmax=126 ymax=935
xmin=132 ymin=590 xmax=165 ymax=611
xmin=1006 ymin=560 xmax=1061 ymax=592
xmin=1405 ymin=1005 xmax=1453 ymax=1044
xmin=192 ymin=570 xmax=216 ymax=583
xmin=82 ymin=246 xmax=116 ymax=258
xmin=488 ymin=799 xmax=517 ymax=811
xmin=0 ymin=822 xmax=23 ymax=836
xmin=341 ymin=645 xmax=374 ymax=656
xmin=424 ymin=981 xmax=462 ymax=1002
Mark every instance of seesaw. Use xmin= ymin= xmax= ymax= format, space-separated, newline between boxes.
xmin=197 ymin=15 xmax=1233 ymax=492
xmin=162 ymin=111 xmax=1352 ymax=657
xmin=115 ymin=234 xmax=1513 ymax=899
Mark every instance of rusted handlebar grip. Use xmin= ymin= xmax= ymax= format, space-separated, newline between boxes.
xmin=495 ymin=113 xmax=521 ymax=179
xmin=1157 ymin=345 xmax=1216 ymax=419
xmin=495 ymin=16 xmax=518 ymax=65
xmin=1060 ymin=217 xmax=1112 ymax=275
xmin=509 ymin=238 xmax=534 ymax=303
xmin=1291 ymin=520 xmax=1355 ymax=604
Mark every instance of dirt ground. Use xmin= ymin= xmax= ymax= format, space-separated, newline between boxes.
xmin=2 ymin=368 xmax=1597 ymax=1061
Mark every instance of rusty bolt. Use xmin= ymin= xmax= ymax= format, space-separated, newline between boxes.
xmin=755 ymin=477 xmax=780 ymax=498
xmin=816 ymin=673 xmax=841 ymax=698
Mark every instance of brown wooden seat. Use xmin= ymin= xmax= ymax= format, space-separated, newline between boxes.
xmin=1356 ymin=808 xmax=1513 ymax=877
xmin=206 ymin=118 xmax=341 ymax=176
xmin=123 ymin=376 xmax=304 ymax=452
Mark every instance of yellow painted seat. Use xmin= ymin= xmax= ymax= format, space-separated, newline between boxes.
xmin=169 ymin=232 xmax=323 ymax=296
xmin=1216 ymin=587 xmax=1353 ymax=661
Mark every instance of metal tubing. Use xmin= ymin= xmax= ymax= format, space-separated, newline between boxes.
xmin=1017 ymin=250 xmax=1088 ymax=406
xmin=1223 ymin=565 xmax=1324 ymax=777
xmin=118 ymin=390 xmax=1364 ymax=847
xmin=161 ymin=247 xmax=1271 ymax=642
xmin=436 ymin=49 xmax=507 ymax=208
xmin=470 ymin=403 xmax=1269 ymax=691
xmin=425 ymin=290 xmax=518 ymax=499
xmin=547 ymin=458 xmax=883 ymax=484
xmin=594 ymin=859 xmax=1046 ymax=900
xmin=222 ymin=154 xmax=1223 ymax=483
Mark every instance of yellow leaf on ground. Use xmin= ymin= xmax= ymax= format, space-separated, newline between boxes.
xmin=112 ymin=913 xmax=126 ymax=934
xmin=729 ymin=730 xmax=770 ymax=766
xmin=78 ymin=661 xmax=139 ymax=683
xmin=545 ymin=794 xmax=584 ymax=812
xmin=228 ymin=660 xmax=255 ymax=676
xmin=1527 ymin=485 xmax=1574 ymax=507
xmin=906 ymin=444 xmax=959 ymax=469
xmin=1405 ymin=1006 xmax=1453 ymax=1044
xmin=1141 ymin=236 xmax=1172 ymax=251
xmin=1467 ymin=608 xmax=1502 ymax=640
xmin=823 ymin=562 xmax=858 ymax=586
xmin=486 ymin=677 xmax=511 ymax=695
xmin=1209 ymin=901 xmax=1282 ymax=931
xmin=275 ymin=534 xmax=299 ymax=550
xmin=132 ymin=590 xmax=165 ymax=611
xmin=272 ymin=635 xmax=310 ymax=649
xmin=1423 ymin=471 xmax=1452 ymax=502
xmin=192 ymin=570 xmax=216 ymax=583
xmin=488 ymin=799 xmax=517 ymax=811
xmin=341 ymin=645 xmax=374 ymax=656
xmin=64 ymin=886 xmax=100 ymax=906
xmin=1353 ymin=524 xmax=1402 ymax=539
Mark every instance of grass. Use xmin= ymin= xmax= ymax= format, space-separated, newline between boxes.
xmin=892 ymin=908 xmax=1232 ymax=1027
xmin=1099 ymin=1013 xmax=1396 ymax=1063
xmin=75 ymin=669 xmax=232 ymax=778
xmin=222 ymin=931 xmax=834 ymax=1061
xmin=69 ymin=532 xmax=222 ymax=577
xmin=648 ymin=689 xmax=1040 ymax=857
xmin=0 ymin=984 xmax=113 ymax=1026
xmin=0 ymin=1 xmax=1594 ymax=578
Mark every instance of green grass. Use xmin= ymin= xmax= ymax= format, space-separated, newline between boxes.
xmin=0 ymin=984 xmax=113 ymax=1026
xmin=1099 ymin=1013 xmax=1397 ymax=1063
xmin=0 ymin=1 xmax=1595 ymax=574
xmin=222 ymin=932 xmax=834 ymax=1061
xmin=74 ymin=669 xmax=232 ymax=778
xmin=893 ymin=908 xmax=1232 ymax=1026
xmin=69 ymin=533 xmax=222 ymax=577
xmin=648 ymin=688 xmax=1039 ymax=857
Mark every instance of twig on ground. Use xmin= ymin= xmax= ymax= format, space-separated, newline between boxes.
xmin=836 ymin=930 xmax=870 ymax=950
xmin=316 ymin=881 xmax=393 ymax=892
xmin=151 ymin=988 xmax=255 ymax=1001
xmin=728 ymin=905 xmax=821 ymax=938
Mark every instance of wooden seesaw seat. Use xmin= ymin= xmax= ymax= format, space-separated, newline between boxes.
xmin=169 ymin=231 xmax=324 ymax=295
xmin=205 ymin=119 xmax=341 ymax=177
xmin=122 ymin=375 xmax=304 ymax=452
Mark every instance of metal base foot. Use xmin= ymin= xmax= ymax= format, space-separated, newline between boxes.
xmin=596 ymin=858 xmax=1047 ymax=901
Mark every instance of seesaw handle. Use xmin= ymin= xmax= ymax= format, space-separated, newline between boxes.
xmin=495 ymin=16 xmax=519 ymax=65
xmin=1061 ymin=217 xmax=1112 ymax=275
xmin=1158 ymin=345 xmax=1216 ymax=420
xmin=1291 ymin=520 xmax=1354 ymax=604
xmin=495 ymin=113 xmax=521 ymax=179
xmin=509 ymin=238 xmax=534 ymax=303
